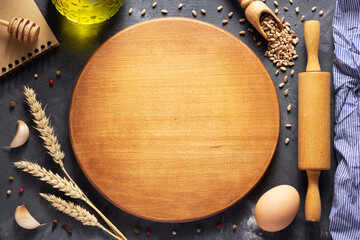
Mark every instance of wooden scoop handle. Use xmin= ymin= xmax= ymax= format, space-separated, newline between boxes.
xmin=305 ymin=170 xmax=321 ymax=221
xmin=238 ymin=0 xmax=253 ymax=9
xmin=304 ymin=21 xmax=321 ymax=72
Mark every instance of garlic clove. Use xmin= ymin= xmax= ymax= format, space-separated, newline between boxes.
xmin=9 ymin=120 xmax=29 ymax=148
xmin=15 ymin=205 xmax=40 ymax=229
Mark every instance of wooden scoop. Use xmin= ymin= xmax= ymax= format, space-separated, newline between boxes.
xmin=238 ymin=0 xmax=283 ymax=41
xmin=0 ymin=17 xmax=40 ymax=43
xmin=298 ymin=21 xmax=330 ymax=221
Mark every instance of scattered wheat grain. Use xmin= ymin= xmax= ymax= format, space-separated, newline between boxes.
xmin=287 ymin=104 xmax=292 ymax=112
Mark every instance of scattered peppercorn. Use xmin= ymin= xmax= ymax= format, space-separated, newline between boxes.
xmin=9 ymin=176 xmax=14 ymax=181
xmin=172 ymin=229 xmax=177 ymax=235
xmin=19 ymin=187 xmax=24 ymax=194
xmin=196 ymin=227 xmax=202 ymax=233
xmin=134 ymin=226 xmax=140 ymax=234
xmin=146 ymin=229 xmax=151 ymax=236
xmin=232 ymin=224 xmax=237 ymax=230
xmin=62 ymin=224 xmax=72 ymax=234
xmin=216 ymin=223 xmax=222 ymax=229
xmin=52 ymin=219 xmax=58 ymax=231
xmin=9 ymin=101 xmax=15 ymax=108
xmin=34 ymin=73 xmax=38 ymax=79
xmin=56 ymin=70 xmax=62 ymax=77
xmin=6 ymin=190 xmax=11 ymax=195
xmin=49 ymin=79 xmax=54 ymax=86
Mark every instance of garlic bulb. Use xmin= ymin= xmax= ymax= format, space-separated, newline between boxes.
xmin=15 ymin=205 xmax=40 ymax=229
xmin=9 ymin=120 xmax=29 ymax=148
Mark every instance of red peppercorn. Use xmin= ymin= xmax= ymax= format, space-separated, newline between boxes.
xmin=146 ymin=229 xmax=151 ymax=236
xmin=216 ymin=223 xmax=222 ymax=229
xmin=49 ymin=79 xmax=54 ymax=86
xmin=19 ymin=188 xmax=25 ymax=194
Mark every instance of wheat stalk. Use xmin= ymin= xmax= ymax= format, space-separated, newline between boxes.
xmin=40 ymin=193 xmax=122 ymax=240
xmin=40 ymin=193 xmax=101 ymax=226
xmin=24 ymin=86 xmax=65 ymax=168
xmin=23 ymin=86 xmax=127 ymax=240
xmin=14 ymin=161 xmax=86 ymax=201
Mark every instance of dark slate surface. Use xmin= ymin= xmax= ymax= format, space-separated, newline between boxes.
xmin=0 ymin=0 xmax=336 ymax=239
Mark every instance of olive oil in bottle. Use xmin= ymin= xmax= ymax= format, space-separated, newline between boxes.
xmin=52 ymin=0 xmax=125 ymax=24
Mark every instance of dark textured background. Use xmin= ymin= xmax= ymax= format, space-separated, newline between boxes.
xmin=0 ymin=0 xmax=336 ymax=239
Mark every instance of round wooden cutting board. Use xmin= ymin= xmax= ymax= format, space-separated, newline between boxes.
xmin=69 ymin=18 xmax=280 ymax=222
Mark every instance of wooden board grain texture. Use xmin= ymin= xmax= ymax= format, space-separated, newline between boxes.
xmin=69 ymin=17 xmax=280 ymax=222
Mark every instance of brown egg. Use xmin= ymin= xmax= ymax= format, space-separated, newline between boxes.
xmin=255 ymin=185 xmax=300 ymax=232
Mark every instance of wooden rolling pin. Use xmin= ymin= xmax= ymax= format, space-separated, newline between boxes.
xmin=238 ymin=0 xmax=283 ymax=41
xmin=298 ymin=20 xmax=330 ymax=222
xmin=0 ymin=17 xmax=40 ymax=43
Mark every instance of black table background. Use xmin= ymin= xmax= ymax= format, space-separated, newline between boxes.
xmin=0 ymin=0 xmax=336 ymax=239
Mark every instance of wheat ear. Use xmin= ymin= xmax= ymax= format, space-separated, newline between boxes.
xmin=40 ymin=193 xmax=122 ymax=240
xmin=23 ymin=86 xmax=65 ymax=168
xmin=23 ymin=86 xmax=127 ymax=240
xmin=14 ymin=161 xmax=86 ymax=201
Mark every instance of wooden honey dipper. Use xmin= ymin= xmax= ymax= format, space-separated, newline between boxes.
xmin=238 ymin=0 xmax=283 ymax=41
xmin=0 ymin=17 xmax=40 ymax=43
